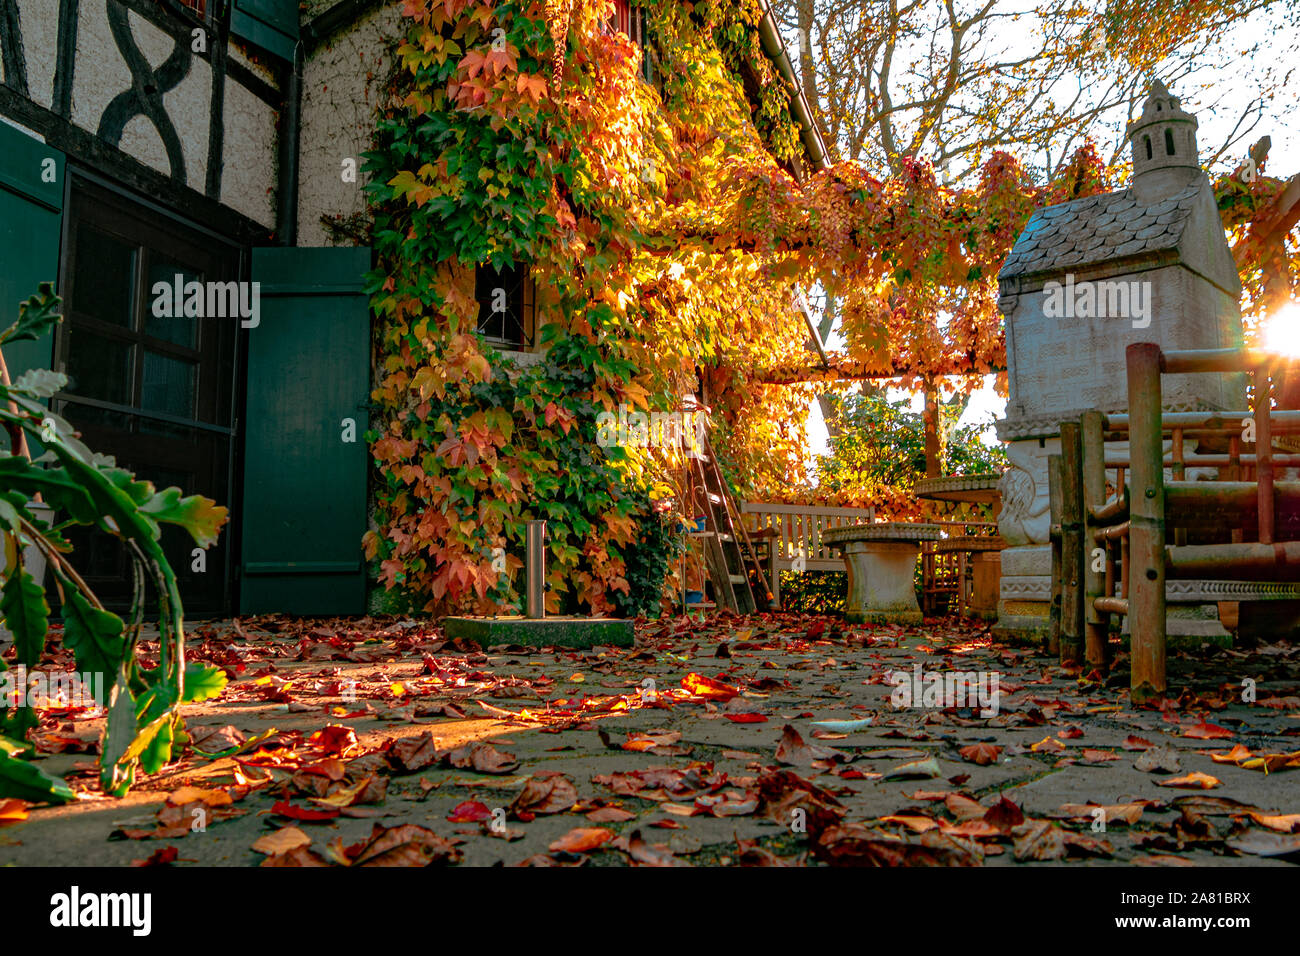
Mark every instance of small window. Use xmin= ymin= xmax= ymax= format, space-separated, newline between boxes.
xmin=1144 ymin=135 xmax=1152 ymax=160
xmin=160 ymin=0 xmax=209 ymax=19
xmin=607 ymin=0 xmax=655 ymax=84
xmin=476 ymin=263 xmax=534 ymax=349
xmin=1165 ymin=128 xmax=1176 ymax=156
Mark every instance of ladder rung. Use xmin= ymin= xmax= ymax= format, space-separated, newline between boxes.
xmin=727 ymin=574 xmax=746 ymax=584
xmin=707 ymin=493 xmax=722 ymax=504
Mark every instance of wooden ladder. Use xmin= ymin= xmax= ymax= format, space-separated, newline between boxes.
xmin=681 ymin=400 xmax=773 ymax=614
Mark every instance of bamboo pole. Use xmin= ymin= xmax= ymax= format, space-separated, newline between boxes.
xmin=1256 ymin=373 xmax=1274 ymax=545
xmin=1127 ymin=343 xmax=1167 ymax=699
xmin=1081 ymin=410 xmax=1109 ymax=670
xmin=1047 ymin=453 xmax=1064 ymax=657
xmin=1059 ymin=421 xmax=1084 ymax=668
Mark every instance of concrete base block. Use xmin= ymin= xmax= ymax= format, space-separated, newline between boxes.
xmin=443 ymin=616 xmax=634 ymax=649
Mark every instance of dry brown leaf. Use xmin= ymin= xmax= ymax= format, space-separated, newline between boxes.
xmin=252 ymin=826 xmax=312 ymax=856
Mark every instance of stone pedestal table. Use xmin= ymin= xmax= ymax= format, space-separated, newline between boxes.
xmin=823 ymin=523 xmax=942 ymax=625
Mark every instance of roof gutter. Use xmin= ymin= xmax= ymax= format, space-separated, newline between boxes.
xmin=754 ymin=0 xmax=828 ymax=173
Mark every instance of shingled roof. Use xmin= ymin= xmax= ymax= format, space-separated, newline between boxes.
xmin=999 ymin=182 xmax=1203 ymax=280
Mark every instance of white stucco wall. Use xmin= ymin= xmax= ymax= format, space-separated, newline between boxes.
xmin=8 ymin=1 xmax=279 ymax=228
xmin=297 ymin=2 xmax=404 ymax=246
xmin=13 ymin=0 xmax=57 ymax=111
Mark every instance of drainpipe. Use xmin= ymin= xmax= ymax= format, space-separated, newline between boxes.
xmin=754 ymin=0 xmax=828 ymax=173
xmin=276 ymin=40 xmax=303 ymax=245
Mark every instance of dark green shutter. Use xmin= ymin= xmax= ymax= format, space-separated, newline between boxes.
xmin=230 ymin=0 xmax=300 ymax=61
xmin=240 ymin=247 xmax=372 ymax=615
xmin=0 ymin=123 xmax=64 ymax=378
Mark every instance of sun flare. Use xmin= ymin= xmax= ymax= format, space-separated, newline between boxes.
xmin=1262 ymin=304 xmax=1300 ymax=358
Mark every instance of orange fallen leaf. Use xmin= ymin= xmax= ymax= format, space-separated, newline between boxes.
xmin=1156 ymin=772 xmax=1221 ymax=790
xmin=548 ymin=827 xmax=614 ymax=853
xmin=1183 ymin=721 xmax=1233 ymax=740
xmin=253 ymin=826 xmax=312 ymax=855
xmin=166 ymin=787 xmax=232 ymax=807
xmin=681 ymin=672 xmax=740 ymax=701
xmin=958 ymin=743 xmax=1002 ymax=766
xmin=1247 ymin=812 xmax=1300 ymax=833
xmin=1208 ymin=744 xmax=1254 ymax=765
xmin=0 ymin=799 xmax=29 ymax=823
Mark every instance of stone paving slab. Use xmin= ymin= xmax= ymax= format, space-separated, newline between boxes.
xmin=2 ymin=613 xmax=1298 ymax=867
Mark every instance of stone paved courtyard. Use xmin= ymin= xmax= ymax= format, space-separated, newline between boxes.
xmin=4 ymin=613 xmax=1299 ymax=866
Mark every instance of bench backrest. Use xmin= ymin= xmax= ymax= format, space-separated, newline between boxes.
xmin=740 ymin=503 xmax=875 ymax=569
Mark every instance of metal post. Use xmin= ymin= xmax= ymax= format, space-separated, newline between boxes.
xmin=1127 ymin=343 xmax=1166 ymax=698
xmin=1081 ymin=410 xmax=1109 ymax=670
xmin=526 ymin=520 xmax=546 ymax=619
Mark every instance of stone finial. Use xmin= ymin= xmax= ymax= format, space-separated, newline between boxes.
xmin=1126 ymin=79 xmax=1201 ymax=202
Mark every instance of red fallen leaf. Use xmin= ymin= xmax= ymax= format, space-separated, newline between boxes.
xmin=1122 ymin=735 xmax=1152 ymax=751
xmin=958 ymin=743 xmax=1002 ymax=766
xmin=132 ymin=846 xmax=179 ymax=867
xmin=724 ymin=712 xmax=767 ymax=724
xmin=447 ymin=800 xmax=493 ymax=823
xmin=309 ymin=724 xmax=361 ymax=756
xmin=548 ymin=827 xmax=614 ymax=853
xmin=0 ymin=799 xmax=30 ymax=822
xmin=1057 ymin=726 xmax=1085 ymax=739
xmin=984 ymin=796 xmax=1025 ymax=832
xmin=1184 ymin=721 xmax=1234 ymax=740
xmin=648 ymin=819 xmax=684 ymax=829
xmin=297 ymin=758 xmax=347 ymax=781
xmin=586 ymin=806 xmax=637 ymax=823
xmin=272 ymin=800 xmax=341 ymax=822
xmin=681 ymin=672 xmax=741 ymax=702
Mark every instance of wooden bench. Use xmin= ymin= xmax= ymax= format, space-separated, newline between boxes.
xmin=740 ymin=502 xmax=875 ymax=606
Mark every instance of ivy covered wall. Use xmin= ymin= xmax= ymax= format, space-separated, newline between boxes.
xmin=360 ymin=0 xmax=818 ymax=617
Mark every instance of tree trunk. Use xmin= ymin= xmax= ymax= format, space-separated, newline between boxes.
xmin=923 ymin=384 xmax=942 ymax=478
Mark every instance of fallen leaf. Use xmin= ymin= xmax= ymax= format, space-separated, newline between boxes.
xmin=252 ymin=827 xmax=312 ymax=856
xmin=1156 ymin=771 xmax=1221 ymax=790
xmin=958 ymin=743 xmax=1001 ymax=766
xmin=548 ymin=827 xmax=614 ymax=854
xmin=511 ymin=772 xmax=579 ymax=816
xmin=681 ymin=672 xmax=741 ymax=702
xmin=1183 ymin=721 xmax=1233 ymax=740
